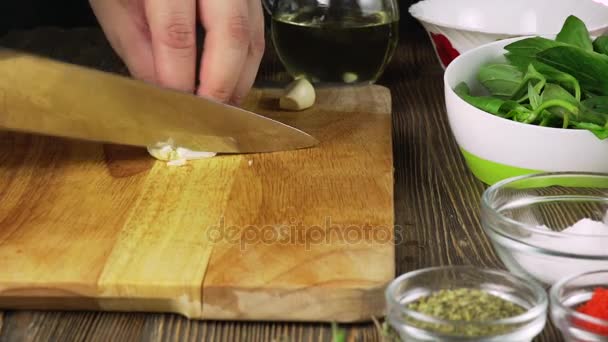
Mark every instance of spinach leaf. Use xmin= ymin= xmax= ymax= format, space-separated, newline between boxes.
xmin=504 ymin=53 xmax=532 ymax=71
xmin=593 ymin=36 xmax=608 ymax=56
xmin=530 ymin=83 xmax=580 ymax=126
xmin=572 ymin=122 xmax=608 ymax=139
xmin=539 ymin=111 xmax=561 ymax=127
xmin=504 ymin=37 xmax=567 ymax=69
xmin=579 ymin=96 xmax=608 ymax=128
xmin=537 ymin=46 xmax=608 ymax=96
xmin=504 ymin=37 xmax=567 ymax=56
xmin=501 ymin=100 xmax=534 ymax=121
xmin=477 ymin=64 xmax=524 ymax=97
xmin=555 ymin=15 xmax=593 ymax=51
xmin=583 ymin=89 xmax=600 ymax=99
xmin=540 ymin=84 xmax=608 ymax=131
xmin=525 ymin=82 xmax=552 ymax=124
xmin=455 ymin=82 xmax=506 ymax=114
xmin=531 ymin=61 xmax=581 ymax=101
xmin=582 ymin=96 xmax=608 ymax=114
xmin=541 ymin=83 xmax=578 ymax=107
xmin=511 ymin=64 xmax=546 ymax=102
xmin=455 ymin=82 xmax=531 ymax=119
xmin=528 ymin=83 xmax=542 ymax=110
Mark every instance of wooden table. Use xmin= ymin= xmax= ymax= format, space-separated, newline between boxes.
xmin=0 ymin=19 xmax=563 ymax=342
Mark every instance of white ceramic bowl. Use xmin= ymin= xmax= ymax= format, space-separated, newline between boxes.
xmin=409 ymin=0 xmax=608 ymax=68
xmin=444 ymin=36 xmax=608 ymax=185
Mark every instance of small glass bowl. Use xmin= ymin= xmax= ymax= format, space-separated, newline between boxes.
xmin=550 ymin=270 xmax=608 ymax=341
xmin=481 ymin=172 xmax=608 ymax=287
xmin=385 ymin=266 xmax=547 ymax=342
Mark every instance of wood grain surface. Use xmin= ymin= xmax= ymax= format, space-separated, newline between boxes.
xmin=0 ymin=15 xmax=564 ymax=342
xmin=0 ymin=79 xmax=394 ymax=322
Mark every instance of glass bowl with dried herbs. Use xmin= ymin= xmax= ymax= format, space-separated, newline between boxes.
xmin=385 ymin=266 xmax=547 ymax=342
xmin=550 ymin=269 xmax=608 ymax=341
xmin=481 ymin=172 xmax=608 ymax=288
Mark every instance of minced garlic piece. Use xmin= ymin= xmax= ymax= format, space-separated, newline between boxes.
xmin=147 ymin=139 xmax=216 ymax=166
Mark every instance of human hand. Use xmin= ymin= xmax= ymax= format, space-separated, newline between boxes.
xmin=89 ymin=0 xmax=265 ymax=105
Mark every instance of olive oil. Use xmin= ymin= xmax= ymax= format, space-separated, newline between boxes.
xmin=271 ymin=11 xmax=399 ymax=84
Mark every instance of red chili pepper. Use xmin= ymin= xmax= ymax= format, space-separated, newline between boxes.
xmin=575 ymin=287 xmax=608 ymax=335
xmin=430 ymin=33 xmax=460 ymax=67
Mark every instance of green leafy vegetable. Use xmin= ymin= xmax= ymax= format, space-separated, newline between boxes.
xmin=477 ymin=64 xmax=523 ymax=97
xmin=454 ymin=83 xmax=506 ymax=114
xmin=454 ymin=15 xmax=608 ymax=139
xmin=504 ymin=37 xmax=566 ymax=58
xmin=504 ymin=37 xmax=566 ymax=69
xmin=555 ymin=15 xmax=593 ymax=51
xmin=456 ymin=82 xmax=533 ymax=120
xmin=582 ymin=96 xmax=608 ymax=114
xmin=331 ymin=323 xmax=346 ymax=342
xmin=537 ymin=46 xmax=608 ymax=96
xmin=528 ymin=83 xmax=542 ymax=110
xmin=511 ymin=64 xmax=546 ymax=102
xmin=579 ymin=96 xmax=608 ymax=131
xmin=573 ymin=122 xmax=608 ymax=139
xmin=530 ymin=61 xmax=581 ymax=101
xmin=594 ymin=36 xmax=608 ymax=56
xmin=537 ymin=84 xmax=580 ymax=127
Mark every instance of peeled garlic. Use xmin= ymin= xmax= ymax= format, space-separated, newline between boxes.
xmin=174 ymin=147 xmax=216 ymax=160
xmin=279 ymin=78 xmax=316 ymax=111
xmin=147 ymin=143 xmax=177 ymax=161
xmin=147 ymin=139 xmax=216 ymax=166
xmin=342 ymin=72 xmax=358 ymax=84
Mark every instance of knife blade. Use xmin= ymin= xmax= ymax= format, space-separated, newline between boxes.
xmin=0 ymin=49 xmax=319 ymax=153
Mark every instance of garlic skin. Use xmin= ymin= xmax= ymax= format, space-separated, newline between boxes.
xmin=147 ymin=139 xmax=216 ymax=166
xmin=279 ymin=78 xmax=316 ymax=111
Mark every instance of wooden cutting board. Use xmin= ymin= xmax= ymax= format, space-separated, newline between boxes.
xmin=0 ymin=85 xmax=394 ymax=323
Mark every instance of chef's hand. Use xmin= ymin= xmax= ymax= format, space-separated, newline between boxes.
xmin=89 ymin=0 xmax=265 ymax=105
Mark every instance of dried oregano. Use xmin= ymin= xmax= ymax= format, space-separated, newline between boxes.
xmin=405 ymin=288 xmax=526 ymax=337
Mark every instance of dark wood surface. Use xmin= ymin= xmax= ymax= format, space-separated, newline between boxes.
xmin=0 ymin=16 xmax=563 ymax=342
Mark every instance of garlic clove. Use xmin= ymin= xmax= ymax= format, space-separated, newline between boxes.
xmin=279 ymin=78 xmax=316 ymax=111
xmin=342 ymin=72 xmax=358 ymax=84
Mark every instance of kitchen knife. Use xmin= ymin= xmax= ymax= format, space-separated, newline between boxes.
xmin=0 ymin=49 xmax=319 ymax=153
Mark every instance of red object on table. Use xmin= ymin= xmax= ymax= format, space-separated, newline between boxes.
xmin=575 ymin=287 xmax=608 ymax=335
xmin=430 ymin=32 xmax=460 ymax=67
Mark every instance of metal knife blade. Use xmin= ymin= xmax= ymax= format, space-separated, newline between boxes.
xmin=0 ymin=49 xmax=319 ymax=153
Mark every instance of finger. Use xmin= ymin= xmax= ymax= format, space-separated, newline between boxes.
xmin=229 ymin=0 xmax=266 ymax=105
xmin=197 ymin=0 xmax=251 ymax=103
xmin=90 ymin=0 xmax=157 ymax=84
xmin=145 ymin=0 xmax=197 ymax=92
